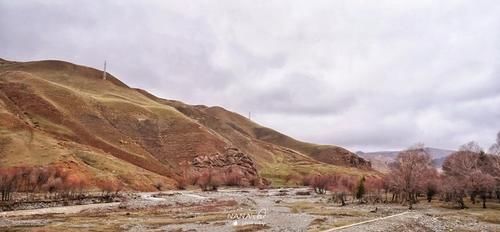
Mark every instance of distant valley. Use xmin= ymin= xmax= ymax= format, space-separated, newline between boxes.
xmin=357 ymin=147 xmax=455 ymax=173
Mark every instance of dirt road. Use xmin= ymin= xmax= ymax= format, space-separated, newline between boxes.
xmin=321 ymin=211 xmax=410 ymax=231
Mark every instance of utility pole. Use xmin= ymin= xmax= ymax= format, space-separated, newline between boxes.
xmin=102 ymin=60 xmax=107 ymax=80
xmin=248 ymin=112 xmax=251 ymax=120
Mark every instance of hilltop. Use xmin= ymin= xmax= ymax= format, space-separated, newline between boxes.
xmin=0 ymin=58 xmax=373 ymax=190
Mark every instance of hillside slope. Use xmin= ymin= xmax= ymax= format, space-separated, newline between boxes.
xmin=0 ymin=59 xmax=373 ymax=190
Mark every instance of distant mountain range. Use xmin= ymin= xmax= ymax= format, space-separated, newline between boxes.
xmin=356 ymin=147 xmax=455 ymax=173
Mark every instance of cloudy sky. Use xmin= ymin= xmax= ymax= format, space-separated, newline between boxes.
xmin=1 ymin=0 xmax=500 ymax=152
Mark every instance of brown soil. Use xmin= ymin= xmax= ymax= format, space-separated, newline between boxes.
xmin=0 ymin=58 xmax=375 ymax=191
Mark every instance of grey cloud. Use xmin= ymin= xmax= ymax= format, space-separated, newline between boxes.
xmin=2 ymin=0 xmax=500 ymax=151
xmin=241 ymin=73 xmax=357 ymax=115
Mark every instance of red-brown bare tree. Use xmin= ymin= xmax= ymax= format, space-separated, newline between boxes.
xmin=328 ymin=175 xmax=355 ymax=206
xmin=488 ymin=131 xmax=500 ymax=156
xmin=388 ymin=144 xmax=434 ymax=209
xmin=442 ymin=149 xmax=480 ymax=208
xmin=442 ymin=151 xmax=479 ymax=177
xmin=467 ymin=170 xmax=496 ymax=208
xmin=440 ymin=141 xmax=500 ymax=209
xmin=419 ymin=168 xmax=441 ymax=203
xmin=459 ymin=141 xmax=483 ymax=153
xmin=0 ymin=167 xmax=18 ymax=201
xmin=97 ymin=179 xmax=118 ymax=197
xmin=365 ymin=177 xmax=384 ymax=204
xmin=309 ymin=174 xmax=332 ymax=194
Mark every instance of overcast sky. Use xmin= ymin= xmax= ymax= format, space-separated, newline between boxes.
xmin=1 ymin=0 xmax=500 ymax=152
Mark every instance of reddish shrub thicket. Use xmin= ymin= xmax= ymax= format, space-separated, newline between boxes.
xmin=363 ymin=177 xmax=384 ymax=203
xmin=0 ymin=166 xmax=95 ymax=201
xmin=305 ymin=174 xmax=338 ymax=195
xmin=196 ymin=169 xmax=224 ymax=191
xmin=96 ymin=179 xmax=122 ymax=196
xmin=0 ymin=167 xmax=18 ymax=201
xmin=284 ymin=173 xmax=301 ymax=185
xmin=302 ymin=175 xmax=313 ymax=186
xmin=173 ymin=167 xmax=206 ymax=190
xmin=302 ymin=173 xmax=360 ymax=205
xmin=62 ymin=174 xmax=90 ymax=198
xmin=224 ymin=167 xmax=246 ymax=187
xmin=329 ymin=175 xmax=356 ymax=206
xmin=182 ymin=167 xmax=261 ymax=191
xmin=312 ymin=174 xmax=332 ymax=194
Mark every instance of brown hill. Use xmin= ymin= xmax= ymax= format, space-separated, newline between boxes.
xmin=0 ymin=59 xmax=373 ymax=190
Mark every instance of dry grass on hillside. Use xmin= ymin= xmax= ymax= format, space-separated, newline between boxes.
xmin=0 ymin=59 xmax=377 ymax=191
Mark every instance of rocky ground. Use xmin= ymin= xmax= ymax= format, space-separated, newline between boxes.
xmin=0 ymin=188 xmax=498 ymax=231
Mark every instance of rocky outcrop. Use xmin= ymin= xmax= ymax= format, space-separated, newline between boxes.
xmin=191 ymin=148 xmax=258 ymax=176
xmin=190 ymin=148 xmax=268 ymax=186
xmin=312 ymin=147 xmax=372 ymax=169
